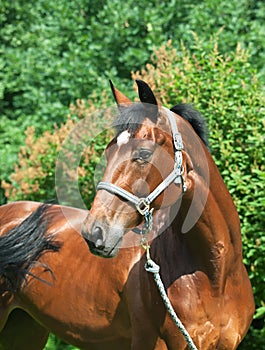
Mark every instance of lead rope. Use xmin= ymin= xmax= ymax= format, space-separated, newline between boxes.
xmin=140 ymin=212 xmax=198 ymax=350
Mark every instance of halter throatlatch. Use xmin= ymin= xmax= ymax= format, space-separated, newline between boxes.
xmin=97 ymin=107 xmax=187 ymax=232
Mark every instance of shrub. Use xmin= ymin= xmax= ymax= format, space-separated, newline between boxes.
xmin=2 ymin=92 xmax=113 ymax=207
xmin=2 ymin=0 xmax=265 ymax=207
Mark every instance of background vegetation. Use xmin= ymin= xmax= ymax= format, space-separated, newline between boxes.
xmin=0 ymin=0 xmax=264 ymax=348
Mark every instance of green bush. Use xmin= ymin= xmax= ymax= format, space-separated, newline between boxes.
xmin=1 ymin=0 xmax=265 ymax=206
xmin=2 ymin=93 xmax=113 ymax=207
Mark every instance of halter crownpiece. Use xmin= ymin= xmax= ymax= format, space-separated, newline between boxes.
xmin=97 ymin=107 xmax=186 ymax=219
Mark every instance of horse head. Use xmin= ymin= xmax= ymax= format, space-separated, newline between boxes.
xmin=82 ymin=80 xmax=203 ymax=258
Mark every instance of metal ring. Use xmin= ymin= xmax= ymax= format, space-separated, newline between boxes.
xmin=136 ymin=198 xmax=150 ymax=216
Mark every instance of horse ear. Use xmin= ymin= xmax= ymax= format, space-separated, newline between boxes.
xmin=109 ymin=80 xmax=132 ymax=106
xmin=135 ymin=80 xmax=158 ymax=123
xmin=136 ymin=80 xmax=157 ymax=105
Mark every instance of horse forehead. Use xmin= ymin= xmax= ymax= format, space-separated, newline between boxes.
xmin=134 ymin=124 xmax=156 ymax=140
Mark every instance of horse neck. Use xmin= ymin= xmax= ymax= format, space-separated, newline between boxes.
xmin=156 ymin=152 xmax=243 ymax=292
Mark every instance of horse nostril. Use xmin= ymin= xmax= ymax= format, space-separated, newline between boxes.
xmin=93 ymin=226 xmax=104 ymax=249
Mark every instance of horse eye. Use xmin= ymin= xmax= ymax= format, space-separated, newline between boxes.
xmin=139 ymin=149 xmax=152 ymax=160
xmin=133 ymin=148 xmax=153 ymax=162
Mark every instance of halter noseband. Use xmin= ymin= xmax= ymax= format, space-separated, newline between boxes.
xmin=97 ymin=107 xmax=186 ymax=226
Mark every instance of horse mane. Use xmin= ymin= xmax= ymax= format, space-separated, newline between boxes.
xmin=0 ymin=204 xmax=61 ymax=292
xmin=170 ymin=104 xmax=209 ymax=148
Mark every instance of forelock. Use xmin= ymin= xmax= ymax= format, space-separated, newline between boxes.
xmin=113 ymin=103 xmax=151 ymax=136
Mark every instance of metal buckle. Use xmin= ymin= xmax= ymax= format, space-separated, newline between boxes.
xmin=136 ymin=198 xmax=150 ymax=216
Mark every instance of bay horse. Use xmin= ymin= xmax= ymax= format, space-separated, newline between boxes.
xmin=0 ymin=80 xmax=254 ymax=349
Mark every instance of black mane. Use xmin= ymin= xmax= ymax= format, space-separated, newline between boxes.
xmin=113 ymin=102 xmax=209 ymax=148
xmin=170 ymin=104 xmax=209 ymax=148
xmin=0 ymin=204 xmax=61 ymax=292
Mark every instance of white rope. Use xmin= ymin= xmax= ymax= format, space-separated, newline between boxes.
xmin=144 ymin=251 xmax=198 ymax=350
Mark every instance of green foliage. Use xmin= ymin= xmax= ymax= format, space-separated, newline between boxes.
xmin=182 ymin=0 xmax=265 ymax=80
xmin=0 ymin=115 xmax=46 ymax=203
xmin=1 ymin=95 xmax=114 ymax=207
xmin=1 ymin=0 xmax=265 ymax=204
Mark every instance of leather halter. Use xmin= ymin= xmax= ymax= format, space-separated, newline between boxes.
xmin=97 ymin=107 xmax=186 ymax=217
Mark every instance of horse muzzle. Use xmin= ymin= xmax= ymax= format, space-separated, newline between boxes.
xmin=81 ymin=219 xmax=124 ymax=258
